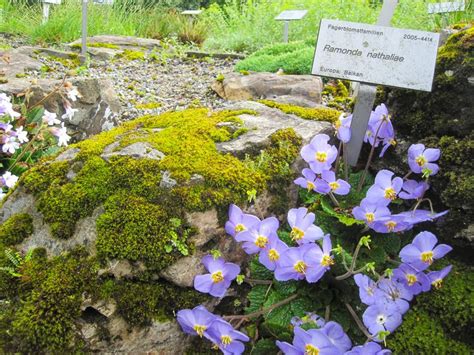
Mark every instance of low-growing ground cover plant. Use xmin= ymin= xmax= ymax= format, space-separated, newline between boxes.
xmin=177 ymin=104 xmax=454 ymax=354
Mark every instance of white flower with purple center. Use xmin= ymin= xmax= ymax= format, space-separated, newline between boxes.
xmin=42 ymin=110 xmax=61 ymax=126
xmin=399 ymin=231 xmax=452 ymax=271
xmin=427 ymin=265 xmax=452 ymax=290
xmin=366 ymin=170 xmax=403 ymax=206
xmin=314 ymin=170 xmax=351 ymax=196
xmin=352 ymin=198 xmax=391 ymax=225
xmin=224 ymin=204 xmax=260 ymax=238
xmin=334 ymin=113 xmax=352 ymax=143
xmin=1 ymin=171 xmax=19 ymax=189
xmin=194 ymin=255 xmax=240 ymax=298
xmin=301 ymin=134 xmax=338 ymax=173
xmin=399 ymin=180 xmax=429 ymax=200
xmin=206 ymin=318 xmax=249 ymax=355
xmin=235 ymin=216 xmax=279 ymax=255
xmin=294 ymin=168 xmax=318 ymax=192
xmin=51 ymin=123 xmax=71 ymax=147
xmin=258 ymin=236 xmax=288 ymax=271
xmin=2 ymin=136 xmax=20 ymax=154
xmin=287 ymin=207 xmax=324 ymax=244
xmin=408 ymin=143 xmax=440 ymax=176
xmin=176 ymin=305 xmax=218 ymax=339
xmin=362 ymin=303 xmax=402 ymax=340
xmin=393 ymin=263 xmax=431 ymax=295
xmin=276 ymin=327 xmax=340 ymax=355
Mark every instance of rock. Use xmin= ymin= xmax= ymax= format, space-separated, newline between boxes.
xmin=0 ymin=77 xmax=120 ymax=141
xmin=159 ymin=253 xmax=205 ymax=287
xmin=81 ymin=296 xmax=117 ymax=318
xmin=0 ymin=49 xmax=43 ymax=79
xmin=101 ymin=142 xmax=165 ymax=162
xmin=212 ymin=72 xmax=323 ymax=105
xmin=160 ymin=170 xmax=177 ymax=188
xmin=68 ymin=35 xmax=162 ymax=50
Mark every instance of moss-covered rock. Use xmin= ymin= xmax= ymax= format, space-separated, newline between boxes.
xmin=0 ymin=213 xmax=33 ymax=246
xmin=259 ymin=100 xmax=341 ymax=123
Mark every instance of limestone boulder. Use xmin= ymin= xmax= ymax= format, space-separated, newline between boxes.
xmin=0 ymin=49 xmax=43 ymax=79
xmin=212 ymin=72 xmax=323 ymax=105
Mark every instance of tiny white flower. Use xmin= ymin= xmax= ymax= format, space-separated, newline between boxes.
xmin=2 ymin=136 xmax=20 ymax=154
xmin=61 ymin=105 xmax=78 ymax=121
xmin=53 ymin=123 xmax=71 ymax=147
xmin=42 ymin=110 xmax=61 ymax=126
xmin=15 ymin=126 xmax=29 ymax=144
xmin=67 ymin=87 xmax=81 ymax=102
xmin=2 ymin=171 xmax=18 ymax=188
xmin=0 ymin=100 xmax=20 ymax=120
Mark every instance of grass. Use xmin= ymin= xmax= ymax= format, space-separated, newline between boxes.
xmin=0 ymin=0 xmax=472 ymax=51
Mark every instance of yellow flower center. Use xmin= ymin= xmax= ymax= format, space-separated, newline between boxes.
xmin=305 ymin=344 xmax=320 ymax=355
xmin=221 ymin=335 xmax=232 ymax=346
xmin=294 ymin=260 xmax=307 ymax=274
xmin=268 ymin=249 xmax=280 ymax=261
xmin=291 ymin=227 xmax=305 ymax=241
xmin=390 ymin=139 xmax=397 ymax=146
xmin=416 ymin=155 xmax=427 ymax=167
xmin=315 ymin=151 xmax=327 ymax=163
xmin=421 ymin=251 xmax=434 ymax=264
xmin=406 ymin=274 xmax=417 ymax=286
xmin=384 ymin=187 xmax=397 ymax=200
xmin=211 ymin=271 xmax=224 ymax=283
xmin=321 ymin=255 xmax=334 ymax=267
xmin=334 ymin=120 xmax=341 ymax=129
xmin=365 ymin=212 xmax=375 ymax=223
xmin=307 ymin=181 xmax=315 ymax=191
xmin=329 ymin=181 xmax=340 ymax=191
xmin=255 ymin=235 xmax=268 ymax=249
xmin=385 ymin=220 xmax=397 ymax=232
xmin=234 ymin=224 xmax=246 ymax=233
xmin=432 ymin=279 xmax=443 ymax=289
xmin=193 ymin=324 xmax=207 ymax=337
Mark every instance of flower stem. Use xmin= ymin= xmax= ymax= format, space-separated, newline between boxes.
xmin=345 ymin=303 xmax=373 ymax=339
xmin=223 ymin=294 xmax=298 ymax=321
xmin=328 ymin=191 xmax=340 ymax=207
xmin=335 ymin=239 xmax=363 ymax=281
xmin=7 ymin=124 xmax=46 ymax=172
xmin=357 ymin=119 xmax=385 ymax=192
xmin=343 ymin=142 xmax=349 ymax=182
xmin=335 ymin=141 xmax=343 ymax=175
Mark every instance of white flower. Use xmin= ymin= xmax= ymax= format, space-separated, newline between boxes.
xmin=53 ymin=123 xmax=71 ymax=147
xmin=67 ymin=87 xmax=81 ymax=102
xmin=2 ymin=171 xmax=18 ymax=188
xmin=0 ymin=101 xmax=20 ymax=120
xmin=42 ymin=110 xmax=61 ymax=126
xmin=15 ymin=126 xmax=29 ymax=144
xmin=2 ymin=136 xmax=20 ymax=154
xmin=0 ymin=123 xmax=13 ymax=133
xmin=61 ymin=105 xmax=78 ymax=121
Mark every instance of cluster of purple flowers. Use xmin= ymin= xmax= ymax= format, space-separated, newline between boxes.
xmin=277 ymin=316 xmax=391 ymax=354
xmin=225 ymin=204 xmax=334 ymax=284
xmin=363 ymin=104 xmax=396 ymax=157
xmin=177 ymin=305 xmax=249 ymax=355
xmin=352 ymin=155 xmax=446 ymax=234
xmin=295 ymin=133 xmax=351 ymax=196
xmin=356 ymin=231 xmax=452 ymax=341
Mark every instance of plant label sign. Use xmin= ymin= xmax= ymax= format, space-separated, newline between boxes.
xmin=275 ymin=10 xmax=308 ymax=21
xmin=428 ymin=1 xmax=465 ymax=14
xmin=312 ymin=19 xmax=440 ymax=91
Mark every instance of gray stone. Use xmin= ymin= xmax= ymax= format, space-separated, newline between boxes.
xmin=0 ymin=49 xmax=43 ymax=79
xmin=55 ymin=147 xmax=80 ymax=162
xmin=160 ymin=170 xmax=177 ymax=188
xmin=212 ymin=72 xmax=323 ymax=105
xmin=68 ymin=35 xmax=161 ymax=50
xmin=101 ymin=142 xmax=165 ymax=162
xmin=159 ymin=253 xmax=205 ymax=287
xmin=186 ymin=209 xmax=223 ymax=247
xmin=81 ymin=296 xmax=117 ymax=318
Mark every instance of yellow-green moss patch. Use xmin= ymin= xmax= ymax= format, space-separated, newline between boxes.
xmin=115 ymin=49 xmax=146 ymax=61
xmin=136 ymin=102 xmax=162 ymax=110
xmin=0 ymin=213 xmax=33 ymax=246
xmin=259 ymin=100 xmax=341 ymax=123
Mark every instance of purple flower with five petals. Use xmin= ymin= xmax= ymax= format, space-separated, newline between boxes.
xmin=287 ymin=207 xmax=324 ymax=244
xmin=276 ymin=327 xmax=340 ymax=355
xmin=176 ymin=305 xmax=218 ymax=338
xmin=314 ymin=170 xmax=351 ymax=196
xmin=294 ymin=168 xmax=319 ymax=192
xmin=371 ymin=215 xmax=410 ymax=234
xmin=399 ymin=180 xmax=430 ymax=200
xmin=321 ymin=321 xmax=352 ymax=352
xmin=235 ymin=217 xmax=279 ymax=254
xmin=352 ymin=198 xmax=391 ymax=225
xmin=301 ymin=134 xmax=338 ymax=173
xmin=225 ymin=204 xmax=260 ymax=238
xmin=194 ymin=255 xmax=240 ymax=298
xmin=258 ymin=236 xmax=288 ymax=271
xmin=334 ymin=113 xmax=352 ymax=143
xmin=345 ymin=342 xmax=392 ymax=355
xmin=364 ymin=104 xmax=395 ymax=148
xmin=366 ymin=170 xmax=403 ymax=206
xmin=393 ymin=263 xmax=431 ymax=295
xmin=362 ymin=303 xmax=402 ymax=339
xmin=375 ymin=278 xmax=413 ymax=315
xmin=408 ymin=143 xmax=440 ymax=176
xmin=206 ymin=319 xmax=249 ymax=355
xmin=427 ymin=265 xmax=452 ymax=290
xmin=399 ymin=231 xmax=452 ymax=271
xmin=354 ymin=273 xmax=379 ymax=306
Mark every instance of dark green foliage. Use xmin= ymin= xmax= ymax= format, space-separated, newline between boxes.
xmin=0 ymin=213 xmax=33 ymax=245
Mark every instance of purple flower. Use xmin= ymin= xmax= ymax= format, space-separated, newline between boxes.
xmin=321 ymin=321 xmax=352 ymax=352
xmin=276 ymin=327 xmax=340 ymax=355
xmin=427 ymin=265 xmax=452 ymax=290
xmin=258 ymin=236 xmax=288 ymax=271
xmin=363 ymin=303 xmax=402 ymax=338
xmin=366 ymin=170 xmax=403 ymax=205
xmin=294 ymin=168 xmax=318 ymax=192
xmin=408 ymin=143 xmax=440 ymax=176
xmin=399 ymin=231 xmax=452 ymax=271
xmin=379 ymin=136 xmax=397 ymax=158
xmin=176 ymin=305 xmax=218 ymax=338
xmin=314 ymin=170 xmax=351 ymax=196
xmin=375 ymin=278 xmax=413 ymax=315
xmin=206 ymin=319 xmax=249 ymax=355
xmin=393 ymin=263 xmax=431 ymax=295
xmin=352 ymin=198 xmax=391 ymax=225
xmin=364 ymin=104 xmax=395 ymax=147
xmin=345 ymin=342 xmax=392 ymax=355
xmin=291 ymin=313 xmax=326 ymax=329
xmin=354 ymin=273 xmax=379 ymax=306
xmin=225 ymin=204 xmax=260 ymax=238
xmin=287 ymin=207 xmax=324 ymax=244
xmin=334 ymin=113 xmax=352 ymax=143
xmin=301 ymin=134 xmax=338 ymax=173
xmin=194 ymin=255 xmax=240 ymax=298
xmin=275 ymin=236 xmax=333 ymax=283
xmin=399 ymin=180 xmax=429 ymax=200
xmin=235 ymin=217 xmax=279 ymax=254
xmin=396 ymin=209 xmax=448 ymax=225
xmin=371 ymin=215 xmax=410 ymax=234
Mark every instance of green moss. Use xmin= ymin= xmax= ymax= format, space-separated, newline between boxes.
xmin=259 ymin=100 xmax=341 ymax=123
xmin=116 ymin=49 xmax=146 ymax=61
xmin=15 ymin=73 xmax=27 ymax=78
xmin=216 ymin=73 xmax=225 ymax=82
xmin=88 ymin=42 xmax=120 ymax=49
xmin=136 ymin=102 xmax=162 ymax=109
xmin=48 ymin=54 xmax=81 ymax=68
xmin=0 ymin=213 xmax=33 ymax=246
